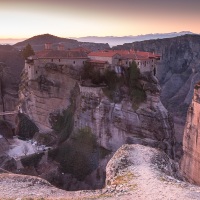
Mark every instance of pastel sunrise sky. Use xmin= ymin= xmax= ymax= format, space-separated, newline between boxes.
xmin=0 ymin=0 xmax=200 ymax=39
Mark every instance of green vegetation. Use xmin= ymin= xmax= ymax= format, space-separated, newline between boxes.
xmin=16 ymin=113 xmax=39 ymax=139
xmin=102 ymin=69 xmax=124 ymax=103
xmin=81 ymin=63 xmax=104 ymax=85
xmin=127 ymin=61 xmax=146 ymax=109
xmin=21 ymin=152 xmax=44 ymax=167
xmin=49 ymin=86 xmax=79 ymax=143
xmin=71 ymin=126 xmax=97 ymax=147
xmin=102 ymin=61 xmax=146 ymax=108
xmin=50 ymin=106 xmax=74 ymax=144
xmin=55 ymin=127 xmax=99 ymax=180
xmin=21 ymin=44 xmax=35 ymax=59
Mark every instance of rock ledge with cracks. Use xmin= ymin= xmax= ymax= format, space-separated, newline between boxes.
xmin=0 ymin=144 xmax=200 ymax=200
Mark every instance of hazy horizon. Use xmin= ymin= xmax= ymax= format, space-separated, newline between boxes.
xmin=0 ymin=0 xmax=200 ymax=39
xmin=0 ymin=31 xmax=198 ymax=45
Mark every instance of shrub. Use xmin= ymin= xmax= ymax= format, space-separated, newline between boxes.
xmin=126 ymin=61 xmax=147 ymax=109
xmin=103 ymin=69 xmax=119 ymax=90
xmin=49 ymin=107 xmax=74 ymax=144
xmin=15 ymin=113 xmax=39 ymax=139
xmin=56 ymin=127 xmax=99 ymax=180
xmin=131 ymin=87 xmax=147 ymax=110
xmin=21 ymin=152 xmax=44 ymax=167
xmin=81 ymin=63 xmax=104 ymax=85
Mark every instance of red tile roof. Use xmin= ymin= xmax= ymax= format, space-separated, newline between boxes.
xmin=88 ymin=50 xmax=160 ymax=60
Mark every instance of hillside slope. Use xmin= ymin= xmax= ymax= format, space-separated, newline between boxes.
xmin=14 ymin=34 xmax=110 ymax=51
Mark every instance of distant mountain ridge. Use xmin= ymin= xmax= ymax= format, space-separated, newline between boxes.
xmin=71 ymin=31 xmax=197 ymax=46
xmin=14 ymin=34 xmax=110 ymax=51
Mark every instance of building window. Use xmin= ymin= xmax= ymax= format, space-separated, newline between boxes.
xmin=73 ymin=61 xmax=76 ymax=64
xmin=51 ymin=59 xmax=53 ymax=62
xmin=36 ymin=71 xmax=38 ymax=74
xmin=59 ymin=59 xmax=60 ymax=62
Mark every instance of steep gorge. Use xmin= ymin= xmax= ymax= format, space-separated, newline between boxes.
xmin=114 ymin=34 xmax=200 ymax=143
xmin=15 ymin=59 xmax=178 ymax=190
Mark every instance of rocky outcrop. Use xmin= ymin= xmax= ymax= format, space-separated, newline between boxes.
xmin=1 ymin=144 xmax=200 ymax=200
xmin=113 ymin=34 xmax=200 ymax=142
xmin=181 ymin=82 xmax=200 ymax=185
xmin=19 ymin=61 xmax=176 ymax=159
xmin=19 ymin=64 xmax=77 ymax=132
xmin=19 ymin=69 xmax=176 ymax=156
xmin=74 ymin=72 xmax=175 ymax=158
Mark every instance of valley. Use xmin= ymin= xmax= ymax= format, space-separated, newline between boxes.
xmin=0 ymin=33 xmax=200 ymax=199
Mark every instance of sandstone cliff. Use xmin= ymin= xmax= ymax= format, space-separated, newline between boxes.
xmin=113 ymin=34 xmax=200 ymax=142
xmin=19 ymin=64 xmax=176 ymax=158
xmin=74 ymin=73 xmax=175 ymax=157
xmin=17 ymin=63 xmax=178 ymax=190
xmin=181 ymin=82 xmax=200 ymax=185
xmin=19 ymin=63 xmax=77 ymax=132
xmin=1 ymin=144 xmax=200 ymax=200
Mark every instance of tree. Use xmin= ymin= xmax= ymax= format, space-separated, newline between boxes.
xmin=128 ymin=61 xmax=140 ymax=88
xmin=22 ymin=44 xmax=35 ymax=59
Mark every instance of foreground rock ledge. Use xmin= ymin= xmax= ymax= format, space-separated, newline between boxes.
xmin=1 ymin=144 xmax=200 ymax=200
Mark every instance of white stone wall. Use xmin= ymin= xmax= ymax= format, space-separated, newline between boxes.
xmin=34 ymin=58 xmax=87 ymax=68
xmin=136 ymin=59 xmax=156 ymax=73
xmin=88 ymin=54 xmax=120 ymax=65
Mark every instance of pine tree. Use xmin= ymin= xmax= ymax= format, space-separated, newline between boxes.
xmin=22 ymin=44 xmax=35 ymax=59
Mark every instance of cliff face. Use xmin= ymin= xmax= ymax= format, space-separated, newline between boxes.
xmin=19 ymin=64 xmax=77 ymax=132
xmin=73 ymin=73 xmax=175 ymax=157
xmin=19 ymin=62 xmax=176 ymax=157
xmin=114 ymin=34 xmax=200 ymax=142
xmin=181 ymin=82 xmax=200 ymax=185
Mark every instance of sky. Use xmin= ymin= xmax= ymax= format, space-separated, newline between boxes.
xmin=0 ymin=0 xmax=200 ymax=40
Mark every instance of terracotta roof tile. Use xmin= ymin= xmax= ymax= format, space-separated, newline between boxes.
xmin=88 ymin=50 xmax=160 ymax=60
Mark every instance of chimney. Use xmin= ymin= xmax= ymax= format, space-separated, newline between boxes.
xmin=57 ymin=44 xmax=65 ymax=51
xmin=45 ymin=43 xmax=52 ymax=50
